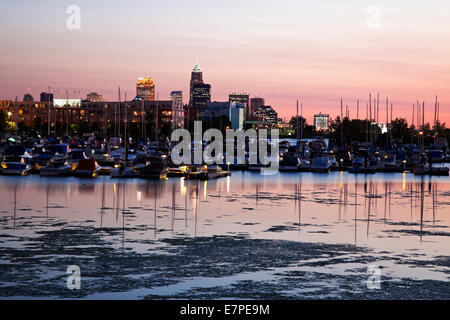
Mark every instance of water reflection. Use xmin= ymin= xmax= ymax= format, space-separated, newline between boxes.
xmin=0 ymin=173 xmax=449 ymax=255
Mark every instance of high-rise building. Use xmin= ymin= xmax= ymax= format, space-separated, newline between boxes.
xmin=170 ymin=91 xmax=183 ymax=103
xmin=314 ymin=113 xmax=329 ymax=131
xmin=86 ymin=92 xmax=103 ymax=102
xmin=229 ymin=93 xmax=250 ymax=119
xmin=189 ymin=64 xmax=204 ymax=106
xmin=250 ymin=97 xmax=265 ymax=115
xmin=136 ymin=77 xmax=155 ymax=101
xmin=254 ymin=105 xmax=278 ymax=125
xmin=40 ymin=92 xmax=54 ymax=102
xmin=229 ymin=102 xmax=245 ymax=130
xmin=191 ymin=84 xmax=211 ymax=109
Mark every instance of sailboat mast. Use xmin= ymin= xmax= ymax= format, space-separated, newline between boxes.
xmin=155 ymin=93 xmax=159 ymax=142
xmin=300 ymin=102 xmax=303 ymax=140
xmin=296 ymin=99 xmax=299 ymax=141
xmin=124 ymin=92 xmax=128 ymax=165
xmin=411 ymin=104 xmax=415 ymax=145
xmin=357 ymin=99 xmax=359 ymax=120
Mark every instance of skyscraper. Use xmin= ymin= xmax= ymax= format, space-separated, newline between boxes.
xmin=191 ymin=83 xmax=211 ymax=109
xmin=189 ymin=64 xmax=203 ymax=106
xmin=170 ymin=91 xmax=183 ymax=103
xmin=250 ymin=97 xmax=265 ymax=115
xmin=136 ymin=77 xmax=155 ymax=101
xmin=40 ymin=92 xmax=54 ymax=102
xmin=229 ymin=93 xmax=250 ymax=120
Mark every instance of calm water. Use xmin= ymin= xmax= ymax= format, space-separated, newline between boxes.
xmin=0 ymin=171 xmax=449 ymax=299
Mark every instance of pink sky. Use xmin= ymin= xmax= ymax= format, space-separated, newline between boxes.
xmin=0 ymin=1 xmax=449 ymax=125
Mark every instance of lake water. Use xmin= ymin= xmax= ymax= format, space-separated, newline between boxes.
xmin=0 ymin=171 xmax=449 ymax=299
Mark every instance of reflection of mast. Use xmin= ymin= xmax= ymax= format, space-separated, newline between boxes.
xmin=419 ymin=177 xmax=425 ymax=243
xmin=384 ymin=181 xmax=388 ymax=223
xmin=154 ymin=182 xmax=157 ymax=238
xmin=115 ymin=183 xmax=121 ymax=224
xmin=195 ymin=181 xmax=199 ymax=237
xmin=171 ymin=183 xmax=176 ymax=231
xmin=410 ymin=183 xmax=414 ymax=220
xmin=298 ymin=177 xmax=302 ymax=237
xmin=185 ymin=181 xmax=188 ymax=228
xmin=344 ymin=183 xmax=348 ymax=217
xmin=100 ymin=182 xmax=105 ymax=228
xmin=13 ymin=184 xmax=18 ymax=228
xmin=46 ymin=184 xmax=49 ymax=219
xmin=388 ymin=182 xmax=391 ymax=219
xmin=354 ymin=178 xmax=358 ymax=244
xmin=432 ymin=183 xmax=437 ymax=226
xmin=338 ymin=183 xmax=343 ymax=222
xmin=367 ymin=182 xmax=372 ymax=238
xmin=122 ymin=181 xmax=126 ymax=255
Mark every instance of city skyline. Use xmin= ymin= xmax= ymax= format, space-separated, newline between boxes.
xmin=1 ymin=1 xmax=449 ymax=124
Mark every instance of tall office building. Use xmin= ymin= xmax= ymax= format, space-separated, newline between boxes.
xmin=254 ymin=105 xmax=278 ymax=124
xmin=229 ymin=93 xmax=250 ymax=119
xmin=250 ymin=97 xmax=265 ymax=115
xmin=136 ymin=77 xmax=155 ymax=101
xmin=314 ymin=113 xmax=329 ymax=131
xmin=191 ymin=83 xmax=211 ymax=109
xmin=40 ymin=92 xmax=54 ymax=102
xmin=170 ymin=91 xmax=183 ymax=103
xmin=189 ymin=64 xmax=204 ymax=106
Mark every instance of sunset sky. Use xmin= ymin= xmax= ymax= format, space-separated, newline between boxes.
xmin=0 ymin=0 xmax=449 ymax=124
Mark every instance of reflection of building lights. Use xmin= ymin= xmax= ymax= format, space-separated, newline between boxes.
xmin=137 ymin=191 xmax=142 ymax=202
xmin=340 ymin=170 xmax=343 ymax=188
xmin=226 ymin=176 xmax=230 ymax=193
xmin=180 ymin=177 xmax=187 ymax=196
xmin=402 ymin=172 xmax=406 ymax=190
xmin=203 ymin=181 xmax=207 ymax=200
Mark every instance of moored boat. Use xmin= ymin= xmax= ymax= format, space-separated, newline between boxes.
xmin=311 ymin=156 xmax=330 ymax=173
xmin=40 ymin=161 xmax=72 ymax=177
xmin=73 ymin=159 xmax=101 ymax=178
xmin=2 ymin=162 xmax=32 ymax=176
